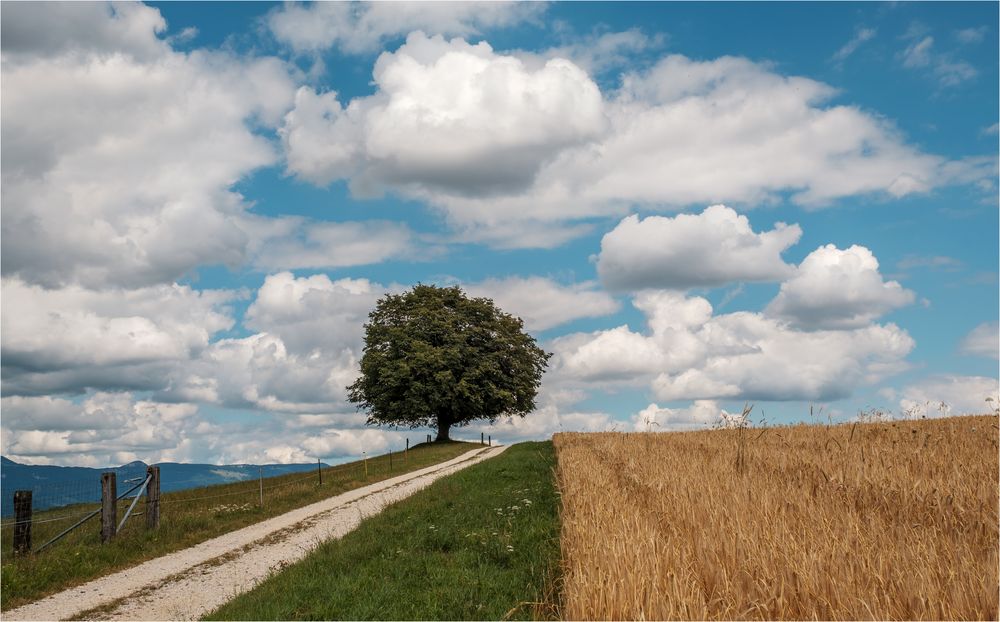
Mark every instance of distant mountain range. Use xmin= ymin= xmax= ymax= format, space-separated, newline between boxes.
xmin=0 ymin=456 xmax=329 ymax=516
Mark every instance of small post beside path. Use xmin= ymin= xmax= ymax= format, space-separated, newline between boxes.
xmin=13 ymin=490 xmax=32 ymax=556
xmin=389 ymin=449 xmax=393 ymax=473
xmin=317 ymin=458 xmax=322 ymax=486
xmin=481 ymin=432 xmax=484 ymax=445
xmin=101 ymin=472 xmax=117 ymax=543
xmin=488 ymin=435 xmax=491 ymax=447
xmin=145 ymin=465 xmax=160 ymax=530
xmin=258 ymin=467 xmax=263 ymax=507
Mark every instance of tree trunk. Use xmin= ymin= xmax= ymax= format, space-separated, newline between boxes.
xmin=435 ymin=417 xmax=451 ymax=442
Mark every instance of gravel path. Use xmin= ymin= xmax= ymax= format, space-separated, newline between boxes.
xmin=5 ymin=444 xmax=508 ymax=621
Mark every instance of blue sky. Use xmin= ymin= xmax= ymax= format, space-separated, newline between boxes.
xmin=1 ymin=1 xmax=997 ymax=467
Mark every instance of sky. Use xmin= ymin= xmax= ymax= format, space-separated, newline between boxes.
xmin=1 ymin=1 xmax=998 ymax=468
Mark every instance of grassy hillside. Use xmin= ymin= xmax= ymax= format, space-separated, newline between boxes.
xmin=1 ymin=441 xmax=477 ymax=610
xmin=206 ymin=441 xmax=560 ymax=621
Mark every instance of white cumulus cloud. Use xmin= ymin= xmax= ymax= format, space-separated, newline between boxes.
xmin=766 ymin=244 xmax=915 ymax=330
xmin=551 ymin=291 xmax=914 ymax=402
xmin=596 ymin=205 xmax=801 ymax=291
xmin=281 ymin=32 xmax=606 ymax=199
xmin=649 ymin=313 xmax=914 ymax=402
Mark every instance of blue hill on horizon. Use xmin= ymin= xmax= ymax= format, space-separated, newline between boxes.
xmin=0 ymin=456 xmax=330 ymax=516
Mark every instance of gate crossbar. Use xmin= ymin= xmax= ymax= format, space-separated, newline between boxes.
xmin=117 ymin=473 xmax=152 ymax=532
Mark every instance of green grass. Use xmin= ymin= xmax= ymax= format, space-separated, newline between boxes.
xmin=1 ymin=441 xmax=478 ymax=611
xmin=205 ymin=441 xmax=560 ymax=621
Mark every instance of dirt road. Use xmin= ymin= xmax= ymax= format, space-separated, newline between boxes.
xmin=5 ymin=444 xmax=508 ymax=621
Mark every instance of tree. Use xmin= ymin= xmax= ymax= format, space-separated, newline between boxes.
xmin=347 ymin=284 xmax=551 ymax=442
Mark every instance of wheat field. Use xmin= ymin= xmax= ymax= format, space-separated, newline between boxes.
xmin=554 ymin=415 xmax=999 ymax=620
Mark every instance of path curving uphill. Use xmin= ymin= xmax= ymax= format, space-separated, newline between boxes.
xmin=5 ymin=444 xmax=509 ymax=621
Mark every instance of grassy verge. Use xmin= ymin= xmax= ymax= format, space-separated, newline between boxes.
xmin=1 ymin=441 xmax=478 ymax=611
xmin=205 ymin=441 xmax=560 ymax=621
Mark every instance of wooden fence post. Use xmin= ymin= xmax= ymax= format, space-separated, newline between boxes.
xmin=13 ymin=490 xmax=32 ymax=556
xmin=317 ymin=459 xmax=322 ymax=486
xmin=389 ymin=450 xmax=393 ymax=472
xmin=101 ymin=472 xmax=117 ymax=543
xmin=481 ymin=432 xmax=484 ymax=445
xmin=145 ymin=466 xmax=160 ymax=530
xmin=488 ymin=435 xmax=491 ymax=447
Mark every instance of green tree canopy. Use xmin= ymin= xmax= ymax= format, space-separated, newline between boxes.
xmin=347 ymin=284 xmax=551 ymax=441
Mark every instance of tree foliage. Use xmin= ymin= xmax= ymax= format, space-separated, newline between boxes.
xmin=347 ymin=284 xmax=551 ymax=441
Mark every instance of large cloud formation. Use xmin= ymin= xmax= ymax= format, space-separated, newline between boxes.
xmin=0 ymin=2 xmax=421 ymax=465
xmin=2 ymin=2 xmax=415 ymax=288
xmin=280 ymin=40 xmax=993 ymax=246
xmin=551 ymin=288 xmax=915 ymax=403
xmin=162 ymin=272 xmax=388 ymax=413
xmin=0 ymin=392 xmax=203 ymax=466
xmin=282 ymin=32 xmax=606 ymax=198
xmin=574 ymin=209 xmax=917 ymax=402
xmin=1 ymin=279 xmax=235 ymax=396
xmin=1 ymin=2 xmax=298 ymax=288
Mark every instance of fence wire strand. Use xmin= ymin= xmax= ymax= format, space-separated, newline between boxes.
xmin=0 ymin=509 xmax=99 ymax=528
xmin=158 ymin=471 xmax=322 ymax=508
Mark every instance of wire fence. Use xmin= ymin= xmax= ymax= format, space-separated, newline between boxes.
xmin=1 ymin=464 xmax=149 ymax=518
xmin=3 ymin=437 xmax=488 ymax=554
xmin=156 ymin=472 xmax=319 ymax=508
xmin=1 ymin=460 xmax=359 ymax=541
